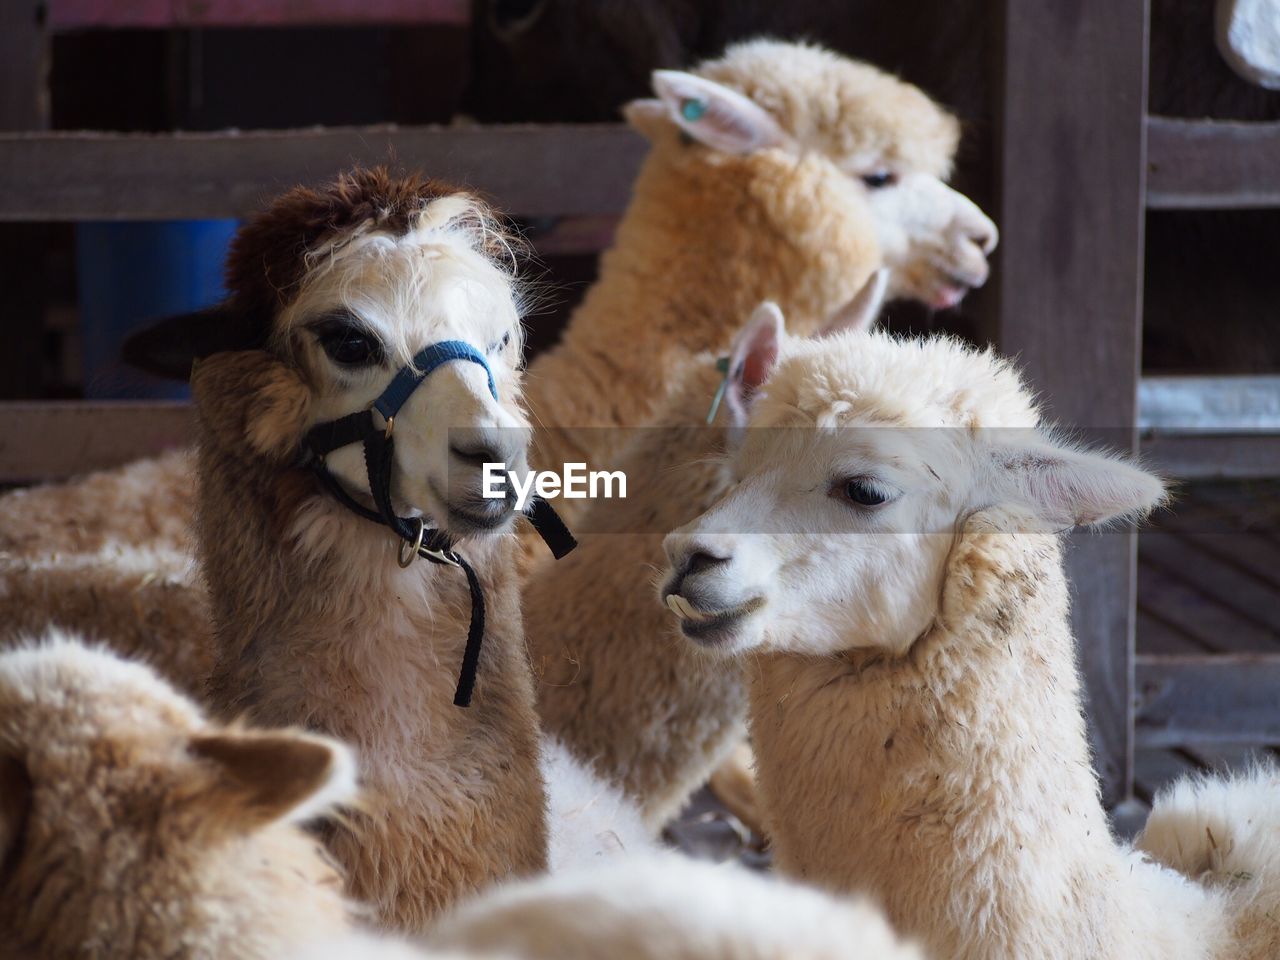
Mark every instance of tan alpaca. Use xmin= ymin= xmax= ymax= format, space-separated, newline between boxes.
xmin=661 ymin=323 xmax=1280 ymax=959
xmin=170 ymin=170 xmax=552 ymax=934
xmin=0 ymin=634 xmax=355 ymax=960
xmin=523 ymin=39 xmax=995 ymax=526
xmin=528 ymin=287 xmax=885 ymax=830
xmin=0 ymin=41 xmax=995 ymax=684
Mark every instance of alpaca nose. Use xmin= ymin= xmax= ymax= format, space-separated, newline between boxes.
xmin=449 ymin=427 xmax=525 ymax=471
xmin=966 ymin=216 xmax=999 ymax=256
xmin=683 ymin=550 xmax=729 ymax=578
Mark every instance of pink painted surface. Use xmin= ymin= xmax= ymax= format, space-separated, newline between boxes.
xmin=50 ymin=0 xmax=470 ymax=30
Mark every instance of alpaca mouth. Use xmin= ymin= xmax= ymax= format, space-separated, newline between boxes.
xmin=664 ymin=593 xmax=765 ymax=647
xmin=445 ymin=501 xmax=514 ymax=536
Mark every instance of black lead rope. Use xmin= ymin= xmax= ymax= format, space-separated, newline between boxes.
xmin=300 ymin=339 xmax=576 ymax=707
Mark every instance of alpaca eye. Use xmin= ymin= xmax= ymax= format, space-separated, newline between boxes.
xmin=861 ymin=171 xmax=897 ymax=189
xmin=489 ymin=331 xmax=512 ymax=355
xmin=834 ymin=477 xmax=896 ymax=508
xmin=313 ymin=315 xmax=385 ymax=368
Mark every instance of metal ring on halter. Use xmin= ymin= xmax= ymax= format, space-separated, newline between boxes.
xmin=383 ymin=415 xmax=395 ymax=439
xmin=398 ymin=518 xmax=425 ymax=568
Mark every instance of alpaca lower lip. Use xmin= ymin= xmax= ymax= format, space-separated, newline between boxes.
xmin=665 ymin=594 xmax=764 ymax=645
xmin=445 ymin=503 xmax=512 ymax=534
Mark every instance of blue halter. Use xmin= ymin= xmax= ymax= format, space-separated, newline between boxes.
xmin=301 ymin=339 xmax=575 ymax=707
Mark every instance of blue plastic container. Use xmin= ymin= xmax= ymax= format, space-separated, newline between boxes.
xmin=75 ymin=219 xmax=238 ymax=399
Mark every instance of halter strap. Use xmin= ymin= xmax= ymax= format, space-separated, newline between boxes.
xmin=373 ymin=340 xmax=497 ymax=422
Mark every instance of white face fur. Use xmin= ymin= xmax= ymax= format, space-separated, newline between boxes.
xmin=661 ymin=321 xmax=1164 ymax=659
xmin=281 ymin=198 xmax=530 ymax=540
xmin=641 ymin=69 xmax=998 ymax=310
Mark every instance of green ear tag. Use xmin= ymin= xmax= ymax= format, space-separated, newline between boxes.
xmin=681 ymin=98 xmax=707 ymax=122
xmin=706 ymin=356 xmax=731 ymax=425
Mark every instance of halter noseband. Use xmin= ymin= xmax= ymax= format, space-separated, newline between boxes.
xmin=301 ymin=339 xmax=576 ymax=707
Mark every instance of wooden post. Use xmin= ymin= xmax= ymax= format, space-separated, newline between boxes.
xmin=996 ymin=0 xmax=1150 ymax=805
xmin=0 ymin=2 xmax=49 ymax=400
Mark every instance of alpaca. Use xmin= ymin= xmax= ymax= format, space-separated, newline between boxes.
xmin=659 ymin=321 xmax=1280 ymax=959
xmin=156 ymin=169 xmax=554 ymax=933
xmin=292 ymin=854 xmax=924 ymax=960
xmin=1216 ymin=0 xmax=1280 ymax=90
xmin=0 ymin=634 xmax=356 ymax=959
xmin=522 ymin=39 xmax=996 ymax=520
xmin=528 ymin=282 xmax=885 ymax=830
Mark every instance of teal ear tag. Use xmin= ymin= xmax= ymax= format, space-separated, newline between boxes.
xmin=706 ymin=356 xmax=731 ymax=425
xmin=681 ymin=98 xmax=708 ymax=122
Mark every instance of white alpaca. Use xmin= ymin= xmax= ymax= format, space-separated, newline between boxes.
xmin=660 ymin=318 xmax=1280 ymax=959
xmin=0 ymin=634 xmax=356 ymax=959
xmin=291 ymin=854 xmax=924 ymax=960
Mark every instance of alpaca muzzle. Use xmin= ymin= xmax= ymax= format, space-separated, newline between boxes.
xmin=300 ymin=339 xmax=576 ymax=706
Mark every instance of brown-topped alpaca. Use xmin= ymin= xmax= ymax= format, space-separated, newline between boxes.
xmin=153 ymin=169 xmax=549 ymax=934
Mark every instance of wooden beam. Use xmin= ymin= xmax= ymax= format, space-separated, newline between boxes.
xmin=1136 ymin=654 xmax=1280 ymax=746
xmin=0 ymin=125 xmax=647 ymax=220
xmin=996 ymin=0 xmax=1149 ymax=804
xmin=0 ymin=402 xmax=193 ymax=484
xmin=49 ymin=0 xmax=471 ymax=30
xmin=1141 ymin=432 xmax=1280 ymax=480
xmin=1147 ymin=117 xmax=1280 ymax=210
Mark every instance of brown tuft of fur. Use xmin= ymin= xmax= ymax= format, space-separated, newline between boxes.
xmin=226 ymin=167 xmax=512 ymax=328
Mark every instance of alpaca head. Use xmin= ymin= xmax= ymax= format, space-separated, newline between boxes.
xmin=0 ymin=635 xmax=355 ymax=957
xmin=661 ymin=311 xmax=1165 ymax=657
xmin=624 ymin=39 xmax=998 ymax=310
xmin=128 ymin=167 xmax=532 ymax=542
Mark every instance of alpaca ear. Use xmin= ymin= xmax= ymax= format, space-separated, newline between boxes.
xmin=821 ymin=269 xmax=889 ymax=337
xmin=722 ymin=301 xmax=785 ymax=428
xmin=996 ymin=439 xmax=1167 ymax=528
xmin=122 ymin=303 xmax=268 ymax=382
xmin=650 ymin=70 xmax=789 ymax=155
xmin=190 ymin=351 xmax=313 ymax=461
xmin=190 ymin=730 xmax=356 ymax=831
xmin=0 ymin=755 xmax=32 ymax=873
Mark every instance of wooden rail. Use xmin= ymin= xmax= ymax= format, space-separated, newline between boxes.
xmin=49 ymin=0 xmax=471 ymax=29
xmin=1147 ymin=117 xmax=1280 ymax=210
xmin=0 ymin=402 xmax=192 ymax=484
xmin=0 ymin=125 xmax=646 ymax=220
xmin=1136 ymin=654 xmax=1280 ymax=746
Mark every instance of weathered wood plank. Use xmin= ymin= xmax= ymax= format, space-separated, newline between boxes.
xmin=997 ymin=0 xmax=1149 ymax=804
xmin=1139 ymin=375 xmax=1280 ymax=431
xmin=1137 ymin=552 xmax=1280 ymax=653
xmin=49 ymin=0 xmax=471 ymax=29
xmin=0 ymin=402 xmax=193 ymax=484
xmin=1147 ymin=117 xmax=1280 ymax=210
xmin=0 ymin=125 xmax=646 ymax=220
xmin=1140 ymin=532 xmax=1280 ymax=638
xmin=1140 ymin=432 xmax=1280 ymax=480
xmin=1136 ymin=654 xmax=1280 ymax=746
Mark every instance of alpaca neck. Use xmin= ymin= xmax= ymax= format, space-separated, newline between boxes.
xmin=748 ymin=528 xmax=1166 ymax=959
xmin=525 ymin=143 xmax=879 ymax=471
